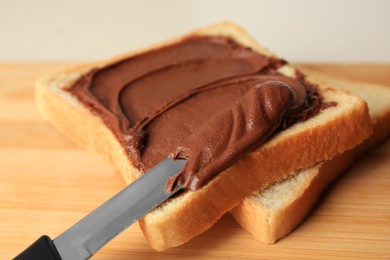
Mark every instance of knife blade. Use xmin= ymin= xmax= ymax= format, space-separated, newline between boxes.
xmin=14 ymin=157 xmax=186 ymax=260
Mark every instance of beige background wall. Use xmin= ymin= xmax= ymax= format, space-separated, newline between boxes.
xmin=1 ymin=0 xmax=389 ymax=62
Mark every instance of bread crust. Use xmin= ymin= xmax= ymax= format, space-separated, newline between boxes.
xmin=35 ymin=22 xmax=372 ymax=250
xmin=230 ymin=72 xmax=390 ymax=244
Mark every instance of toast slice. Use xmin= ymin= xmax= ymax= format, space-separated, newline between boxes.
xmin=35 ymin=22 xmax=372 ymax=250
xmin=230 ymin=71 xmax=390 ymax=244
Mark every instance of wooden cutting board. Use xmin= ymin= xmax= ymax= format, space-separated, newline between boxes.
xmin=0 ymin=63 xmax=389 ymax=259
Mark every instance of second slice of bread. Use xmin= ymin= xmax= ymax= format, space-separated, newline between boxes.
xmin=35 ymin=22 xmax=372 ymax=250
xmin=230 ymin=71 xmax=390 ymax=244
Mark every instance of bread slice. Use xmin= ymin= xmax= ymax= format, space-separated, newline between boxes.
xmin=230 ymin=71 xmax=390 ymax=244
xmin=35 ymin=22 xmax=372 ymax=251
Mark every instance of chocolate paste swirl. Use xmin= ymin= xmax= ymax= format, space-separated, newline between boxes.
xmin=68 ymin=36 xmax=321 ymax=191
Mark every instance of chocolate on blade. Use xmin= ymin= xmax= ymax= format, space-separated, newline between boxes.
xmin=169 ymin=79 xmax=307 ymax=191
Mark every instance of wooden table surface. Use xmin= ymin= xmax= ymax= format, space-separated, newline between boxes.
xmin=0 ymin=63 xmax=389 ymax=259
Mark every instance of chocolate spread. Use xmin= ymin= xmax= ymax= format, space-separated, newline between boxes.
xmin=68 ymin=36 xmax=322 ymax=191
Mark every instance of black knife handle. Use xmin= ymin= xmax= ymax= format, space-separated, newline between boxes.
xmin=14 ymin=235 xmax=62 ymax=260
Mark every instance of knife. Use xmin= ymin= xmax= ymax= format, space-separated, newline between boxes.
xmin=14 ymin=158 xmax=186 ymax=260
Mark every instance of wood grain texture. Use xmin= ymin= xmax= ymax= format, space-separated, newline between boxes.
xmin=0 ymin=63 xmax=389 ymax=259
